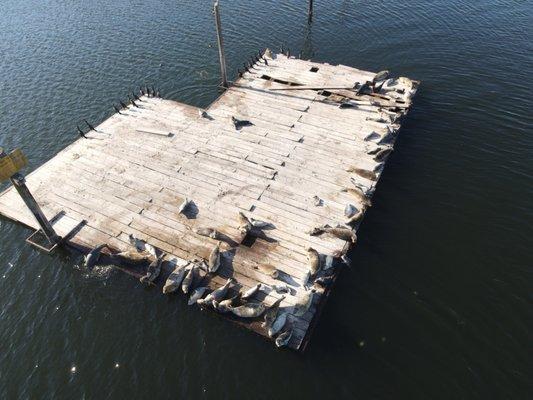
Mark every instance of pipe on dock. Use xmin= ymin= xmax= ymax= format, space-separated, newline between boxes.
xmin=213 ymin=1 xmax=228 ymax=88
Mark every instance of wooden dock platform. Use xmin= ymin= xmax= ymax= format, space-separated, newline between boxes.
xmin=0 ymin=52 xmax=418 ymax=350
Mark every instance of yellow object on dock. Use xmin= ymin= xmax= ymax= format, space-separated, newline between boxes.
xmin=0 ymin=148 xmax=28 ymax=182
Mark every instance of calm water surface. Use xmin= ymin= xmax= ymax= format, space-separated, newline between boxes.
xmin=0 ymin=1 xmax=531 ymax=399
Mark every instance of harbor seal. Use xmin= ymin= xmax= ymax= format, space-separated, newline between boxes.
xmin=231 ymin=302 xmax=266 ymax=318
xmin=324 ymin=255 xmax=334 ymax=270
xmin=208 ymin=243 xmax=221 ymax=273
xmin=262 ymin=296 xmax=286 ymax=330
xmin=213 ymin=293 xmax=241 ymax=313
xmin=197 ymin=278 xmax=235 ymax=307
xmin=344 ymin=204 xmax=358 ymax=218
xmin=346 ymin=209 xmax=364 ymax=225
xmin=237 ymin=211 xmax=252 ymax=235
xmin=178 ymin=197 xmax=191 ymax=214
xmin=307 ymin=247 xmax=321 ymax=277
xmin=340 ymin=188 xmax=372 ymax=208
xmin=294 ymin=289 xmax=315 ymax=317
xmin=84 ymin=244 xmax=108 ymax=270
xmin=140 ymin=254 xmax=164 ymax=285
xmin=195 ymin=227 xmax=219 ymax=239
xmin=325 ymin=227 xmax=357 ymax=243
xmin=181 ymin=264 xmax=197 ymax=294
xmin=374 ymin=147 xmax=393 ymax=162
xmin=268 ymin=311 xmax=288 ymax=337
xmin=241 ymin=283 xmax=261 ymax=300
xmin=270 ymin=283 xmax=290 ymax=294
xmin=162 ymin=263 xmax=188 ymax=294
xmin=249 ymin=218 xmax=272 ymax=229
xmin=188 ymin=286 xmax=209 ymax=305
xmin=111 ymin=250 xmax=153 ymax=264
xmin=346 ymin=167 xmax=377 ymax=181
xmin=254 ymin=264 xmax=279 ymax=279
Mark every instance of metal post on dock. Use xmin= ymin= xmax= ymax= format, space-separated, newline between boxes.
xmin=0 ymin=148 xmax=61 ymax=245
xmin=308 ymin=0 xmax=313 ymax=24
xmin=213 ymin=1 xmax=228 ymax=88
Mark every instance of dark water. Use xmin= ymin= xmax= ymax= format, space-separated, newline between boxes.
xmin=1 ymin=0 xmax=531 ymax=398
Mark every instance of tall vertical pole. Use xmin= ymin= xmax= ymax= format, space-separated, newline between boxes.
xmin=213 ymin=1 xmax=228 ymax=88
xmin=0 ymin=149 xmax=61 ymax=244
xmin=308 ymin=0 xmax=313 ymax=24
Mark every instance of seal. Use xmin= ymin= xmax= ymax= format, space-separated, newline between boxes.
xmin=324 ymin=255 xmax=334 ymax=270
xmin=374 ymin=147 xmax=393 ymax=162
xmin=208 ymin=243 xmax=221 ymax=273
xmin=268 ymin=312 xmax=287 ymax=337
xmin=340 ymin=188 xmax=372 ymax=208
xmin=262 ymin=296 xmax=286 ymax=329
xmin=178 ymin=198 xmax=191 ymax=214
xmin=324 ymin=227 xmax=357 ymax=243
xmin=307 ymin=247 xmax=320 ymax=277
xmin=346 ymin=209 xmax=364 ymax=225
xmin=237 ymin=211 xmax=252 ymax=235
xmin=197 ymin=278 xmax=235 ymax=307
xmin=241 ymin=283 xmax=261 ymax=300
xmin=188 ymin=286 xmax=208 ymax=305
xmin=254 ymin=264 xmax=279 ymax=279
xmin=293 ymin=289 xmax=315 ymax=317
xmin=344 ymin=204 xmax=358 ymax=218
xmin=347 ymin=167 xmax=377 ymax=181
xmin=195 ymin=227 xmax=219 ymax=239
xmin=84 ymin=244 xmax=108 ymax=270
xmin=270 ymin=283 xmax=290 ymax=294
xmin=231 ymin=302 xmax=266 ymax=318
xmin=213 ymin=293 xmax=241 ymax=313
xmin=110 ymin=250 xmax=153 ymax=264
xmin=162 ymin=263 xmax=188 ymax=294
xmin=181 ymin=264 xmax=197 ymax=294
xmin=140 ymin=254 xmax=164 ymax=285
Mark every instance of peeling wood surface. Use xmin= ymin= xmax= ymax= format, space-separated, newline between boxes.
xmin=0 ymin=53 xmax=418 ymax=351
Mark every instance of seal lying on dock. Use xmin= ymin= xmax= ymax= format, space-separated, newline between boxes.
xmin=269 ymin=312 xmax=288 ymax=337
xmin=110 ymin=250 xmax=153 ymax=265
xmin=237 ymin=211 xmax=252 ymax=235
xmin=341 ymin=187 xmax=372 ymax=208
xmin=195 ymin=227 xmax=220 ymax=239
xmin=307 ymin=247 xmax=321 ymax=277
xmin=213 ymin=293 xmax=241 ymax=313
xmin=231 ymin=302 xmax=266 ymax=318
xmin=241 ymin=283 xmax=261 ymax=300
xmin=162 ymin=262 xmax=188 ymax=294
xmin=294 ymin=289 xmax=315 ymax=317
xmin=181 ymin=263 xmax=198 ymax=294
xmin=262 ymin=296 xmax=286 ymax=330
xmin=208 ymin=243 xmax=221 ymax=273
xmin=188 ymin=286 xmax=209 ymax=305
xmin=140 ymin=254 xmax=164 ymax=285
xmin=197 ymin=278 xmax=235 ymax=307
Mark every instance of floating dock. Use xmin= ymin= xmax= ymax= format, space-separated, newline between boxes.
xmin=0 ymin=52 xmax=418 ymax=350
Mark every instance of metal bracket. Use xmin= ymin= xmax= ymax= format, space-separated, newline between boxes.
xmin=25 ymin=212 xmax=87 ymax=254
xmin=26 ymin=229 xmax=60 ymax=253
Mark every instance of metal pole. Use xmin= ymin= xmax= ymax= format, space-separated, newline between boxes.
xmin=213 ymin=1 xmax=228 ymax=88
xmin=0 ymin=149 xmax=60 ymax=244
xmin=308 ymin=0 xmax=313 ymax=24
